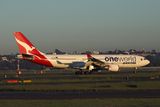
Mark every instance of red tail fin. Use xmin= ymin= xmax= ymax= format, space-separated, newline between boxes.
xmin=13 ymin=32 xmax=42 ymax=55
xmin=13 ymin=32 xmax=34 ymax=54
xmin=13 ymin=32 xmax=53 ymax=67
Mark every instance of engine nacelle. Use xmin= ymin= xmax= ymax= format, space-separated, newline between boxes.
xmin=108 ymin=65 xmax=119 ymax=72
xmin=88 ymin=65 xmax=94 ymax=71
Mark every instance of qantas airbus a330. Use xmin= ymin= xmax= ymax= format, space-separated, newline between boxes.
xmin=13 ymin=32 xmax=150 ymax=74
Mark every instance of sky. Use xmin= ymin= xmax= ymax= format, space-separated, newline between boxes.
xmin=0 ymin=0 xmax=160 ymax=54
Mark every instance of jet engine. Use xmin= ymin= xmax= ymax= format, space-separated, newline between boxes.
xmin=107 ymin=65 xmax=119 ymax=72
xmin=88 ymin=65 xmax=95 ymax=71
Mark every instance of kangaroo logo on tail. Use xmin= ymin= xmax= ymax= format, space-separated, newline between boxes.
xmin=13 ymin=32 xmax=45 ymax=58
xmin=15 ymin=37 xmax=36 ymax=54
xmin=13 ymin=32 xmax=53 ymax=67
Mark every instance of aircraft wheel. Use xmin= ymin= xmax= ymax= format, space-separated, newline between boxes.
xmin=75 ymin=70 xmax=83 ymax=75
xmin=84 ymin=71 xmax=89 ymax=75
xmin=75 ymin=71 xmax=80 ymax=75
xmin=89 ymin=70 xmax=93 ymax=74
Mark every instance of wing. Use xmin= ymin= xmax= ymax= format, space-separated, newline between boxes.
xmin=86 ymin=54 xmax=119 ymax=72
xmin=86 ymin=54 xmax=108 ymax=68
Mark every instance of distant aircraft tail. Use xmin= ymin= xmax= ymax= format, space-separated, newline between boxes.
xmin=13 ymin=32 xmax=53 ymax=67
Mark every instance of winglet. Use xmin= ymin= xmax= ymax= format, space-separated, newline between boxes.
xmin=86 ymin=54 xmax=92 ymax=58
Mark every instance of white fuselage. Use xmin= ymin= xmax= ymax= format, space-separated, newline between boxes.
xmin=45 ymin=54 xmax=150 ymax=69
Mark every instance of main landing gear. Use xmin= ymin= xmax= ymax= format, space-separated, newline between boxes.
xmin=134 ymin=67 xmax=138 ymax=74
xmin=75 ymin=70 xmax=93 ymax=75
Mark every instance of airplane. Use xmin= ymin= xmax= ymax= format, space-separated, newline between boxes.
xmin=13 ymin=32 xmax=150 ymax=74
